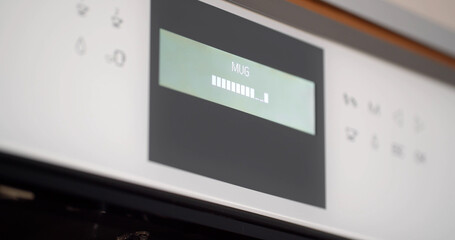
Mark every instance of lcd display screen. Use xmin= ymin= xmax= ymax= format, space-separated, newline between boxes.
xmin=159 ymin=29 xmax=316 ymax=135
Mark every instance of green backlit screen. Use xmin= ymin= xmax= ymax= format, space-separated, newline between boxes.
xmin=159 ymin=29 xmax=315 ymax=135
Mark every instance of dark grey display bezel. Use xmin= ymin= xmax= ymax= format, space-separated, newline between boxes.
xmin=149 ymin=0 xmax=326 ymax=208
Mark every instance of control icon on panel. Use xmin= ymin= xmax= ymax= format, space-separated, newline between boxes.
xmin=75 ymin=37 xmax=86 ymax=55
xmin=393 ymin=109 xmax=404 ymax=127
xmin=76 ymin=2 xmax=89 ymax=17
xmin=391 ymin=143 xmax=405 ymax=158
xmin=345 ymin=127 xmax=358 ymax=142
xmin=106 ymin=49 xmax=126 ymax=67
xmin=368 ymin=101 xmax=381 ymax=116
xmin=371 ymin=135 xmax=379 ymax=150
xmin=343 ymin=93 xmax=357 ymax=108
xmin=414 ymin=116 xmax=425 ymax=133
xmin=414 ymin=151 xmax=426 ymax=163
xmin=111 ymin=8 xmax=123 ymax=28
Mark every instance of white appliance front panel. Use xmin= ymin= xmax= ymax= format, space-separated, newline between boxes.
xmin=0 ymin=1 xmax=454 ymax=239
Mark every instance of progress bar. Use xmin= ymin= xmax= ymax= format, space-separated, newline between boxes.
xmin=211 ymin=75 xmax=269 ymax=103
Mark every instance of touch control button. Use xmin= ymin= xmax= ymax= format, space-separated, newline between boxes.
xmin=391 ymin=143 xmax=405 ymax=158
xmin=111 ymin=8 xmax=123 ymax=28
xmin=76 ymin=1 xmax=89 ymax=17
xmin=75 ymin=37 xmax=86 ymax=55
xmin=345 ymin=127 xmax=358 ymax=142
xmin=371 ymin=135 xmax=379 ymax=150
xmin=393 ymin=109 xmax=404 ymax=127
xmin=414 ymin=151 xmax=426 ymax=163
xmin=106 ymin=49 xmax=126 ymax=67
xmin=343 ymin=93 xmax=358 ymax=108
xmin=414 ymin=116 xmax=425 ymax=133
xmin=368 ymin=101 xmax=381 ymax=116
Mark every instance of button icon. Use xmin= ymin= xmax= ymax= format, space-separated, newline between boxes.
xmin=393 ymin=109 xmax=404 ymax=127
xmin=368 ymin=101 xmax=381 ymax=116
xmin=75 ymin=37 xmax=86 ymax=55
xmin=371 ymin=135 xmax=379 ymax=150
xmin=111 ymin=8 xmax=123 ymax=28
xmin=414 ymin=116 xmax=425 ymax=133
xmin=345 ymin=127 xmax=358 ymax=142
xmin=76 ymin=2 xmax=89 ymax=17
xmin=414 ymin=151 xmax=426 ymax=163
xmin=343 ymin=93 xmax=357 ymax=108
xmin=106 ymin=49 xmax=126 ymax=67
xmin=391 ymin=143 xmax=404 ymax=158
